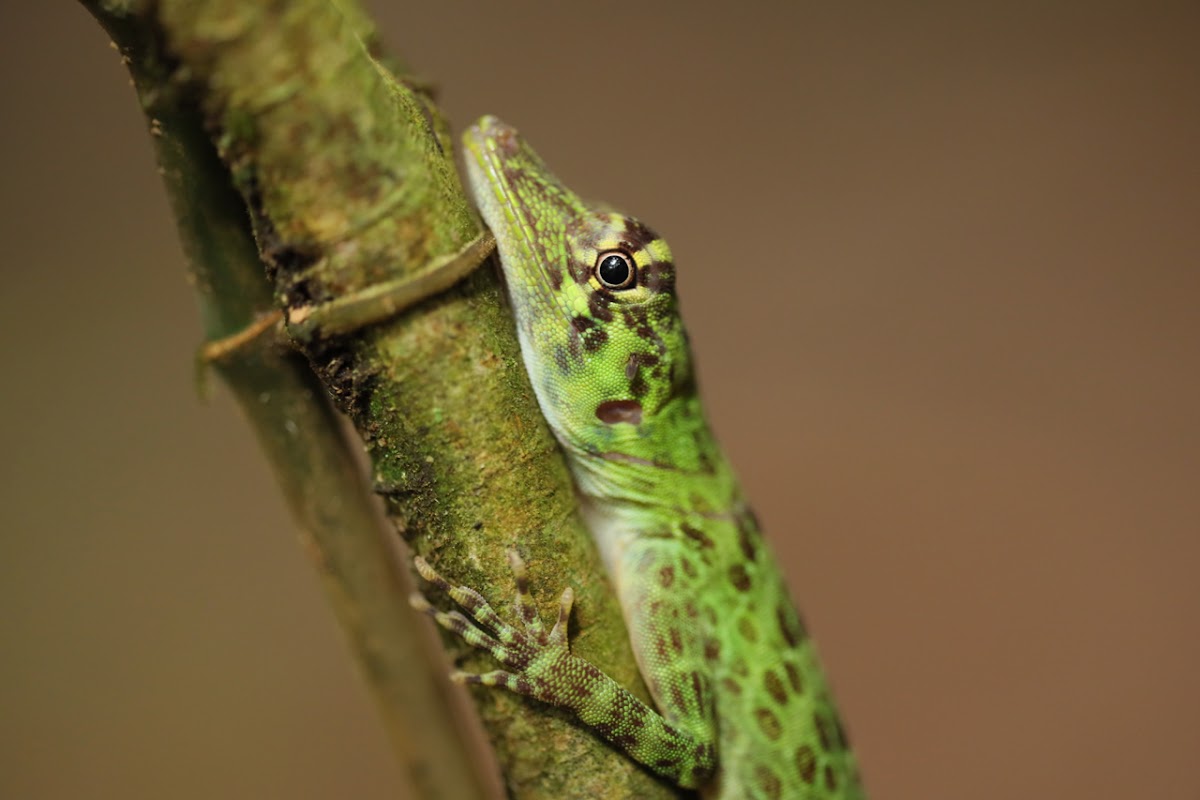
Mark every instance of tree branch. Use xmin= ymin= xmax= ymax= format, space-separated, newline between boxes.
xmin=78 ymin=1 xmax=683 ymax=797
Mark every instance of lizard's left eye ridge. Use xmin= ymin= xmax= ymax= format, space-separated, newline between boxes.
xmin=595 ymin=250 xmax=637 ymax=291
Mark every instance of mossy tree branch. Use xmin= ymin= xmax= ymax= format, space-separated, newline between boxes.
xmin=79 ymin=1 xmax=683 ymax=798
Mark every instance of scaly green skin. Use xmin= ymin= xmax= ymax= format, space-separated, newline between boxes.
xmin=417 ymin=116 xmax=865 ymax=799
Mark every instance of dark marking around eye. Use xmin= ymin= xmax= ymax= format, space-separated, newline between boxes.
xmin=620 ymin=217 xmax=656 ymax=245
xmin=639 ymin=260 xmax=675 ymax=292
xmin=595 ymin=399 xmax=642 ymax=425
xmin=567 ymin=258 xmax=590 ymax=286
xmin=588 ymin=292 xmax=613 ymax=322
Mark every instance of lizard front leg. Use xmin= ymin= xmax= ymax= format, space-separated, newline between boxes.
xmin=411 ymin=551 xmax=716 ymax=788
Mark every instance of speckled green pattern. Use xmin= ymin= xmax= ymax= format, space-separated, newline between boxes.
xmin=420 ymin=116 xmax=865 ymax=798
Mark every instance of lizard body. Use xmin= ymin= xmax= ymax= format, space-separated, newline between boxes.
xmin=415 ymin=116 xmax=864 ymax=800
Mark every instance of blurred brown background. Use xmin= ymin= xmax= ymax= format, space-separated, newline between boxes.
xmin=2 ymin=2 xmax=1197 ymax=798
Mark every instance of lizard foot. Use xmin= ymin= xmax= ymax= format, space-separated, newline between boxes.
xmin=410 ymin=549 xmax=717 ymax=788
xmin=410 ymin=551 xmax=576 ymax=693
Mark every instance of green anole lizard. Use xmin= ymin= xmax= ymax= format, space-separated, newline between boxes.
xmin=412 ymin=116 xmax=865 ymax=800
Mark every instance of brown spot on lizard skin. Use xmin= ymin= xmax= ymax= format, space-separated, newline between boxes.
xmin=825 ymin=764 xmax=840 ymax=791
xmin=629 ymin=370 xmax=650 ymax=398
xmin=621 ymin=305 xmax=657 ymax=344
xmin=680 ymin=557 xmax=698 ymax=578
xmin=763 ymin=670 xmax=789 ymax=705
xmin=679 ymin=523 xmax=714 ymax=549
xmin=571 ymin=315 xmax=609 ymax=352
xmin=736 ymin=510 xmax=760 ymax=561
xmin=784 ymin=661 xmax=805 ymax=694
xmin=729 ymin=563 xmax=752 ymax=592
xmin=624 ymin=352 xmax=662 ymax=393
xmin=625 ymin=352 xmax=660 ymax=398
xmin=654 ymin=636 xmax=669 ymax=659
xmin=755 ymin=765 xmax=783 ymax=800
xmin=814 ymin=712 xmax=834 ymax=752
xmin=796 ymin=745 xmax=817 ymax=785
xmin=625 ymin=351 xmax=659 ymax=380
xmin=544 ymin=259 xmax=565 ymax=289
xmin=669 ymin=682 xmax=687 ymax=711
xmin=614 ymin=733 xmax=638 ymax=750
xmin=737 ymin=616 xmax=759 ymax=643
xmin=777 ymin=603 xmax=807 ymax=647
xmin=595 ymin=399 xmax=642 ymax=425
xmin=658 ymin=565 xmax=675 ymax=588
xmin=754 ymin=707 xmax=783 ymax=740
xmin=564 ymin=327 xmax=583 ymax=359
xmin=552 ymin=345 xmax=570 ymax=374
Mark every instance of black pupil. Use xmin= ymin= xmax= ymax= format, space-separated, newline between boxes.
xmin=598 ymin=254 xmax=632 ymax=287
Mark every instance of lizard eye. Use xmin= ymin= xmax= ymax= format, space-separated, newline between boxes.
xmin=595 ymin=250 xmax=637 ymax=290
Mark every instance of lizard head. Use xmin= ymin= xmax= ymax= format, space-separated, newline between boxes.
xmin=464 ymin=116 xmax=706 ymax=488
